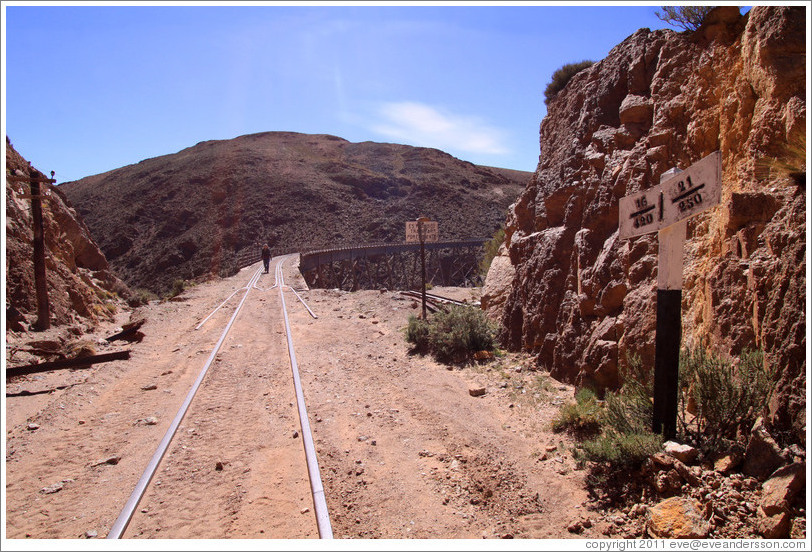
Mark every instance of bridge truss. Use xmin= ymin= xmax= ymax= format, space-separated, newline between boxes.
xmin=298 ymin=239 xmax=487 ymax=291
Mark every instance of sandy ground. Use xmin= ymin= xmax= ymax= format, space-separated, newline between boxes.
xmin=5 ymin=256 xmax=605 ymax=542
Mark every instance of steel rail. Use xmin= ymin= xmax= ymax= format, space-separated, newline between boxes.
xmin=195 ymin=287 xmax=244 ymax=330
xmin=286 ymin=285 xmax=318 ymax=319
xmin=275 ymin=257 xmax=333 ymax=538
xmin=195 ymin=268 xmax=265 ymax=329
xmin=424 ymin=291 xmax=480 ymax=308
xmin=107 ymin=266 xmax=263 ymax=539
xmin=399 ymin=290 xmax=478 ymax=309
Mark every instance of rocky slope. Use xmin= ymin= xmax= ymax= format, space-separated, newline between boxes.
xmin=5 ymin=138 xmax=129 ymax=344
xmin=485 ymin=7 xmax=805 ymax=443
xmin=60 ymin=132 xmax=529 ymax=295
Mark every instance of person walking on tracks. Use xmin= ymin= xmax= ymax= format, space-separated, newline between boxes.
xmin=261 ymin=244 xmax=272 ymax=273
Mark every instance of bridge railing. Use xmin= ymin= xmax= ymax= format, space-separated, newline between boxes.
xmin=235 ymin=238 xmax=490 ymax=272
xmin=298 ymin=238 xmax=489 ymax=272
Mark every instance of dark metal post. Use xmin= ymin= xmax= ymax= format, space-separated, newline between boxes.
xmin=651 ymin=168 xmax=684 ymax=439
xmin=652 ymin=288 xmax=681 ymax=438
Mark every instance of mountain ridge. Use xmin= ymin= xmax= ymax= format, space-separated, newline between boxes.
xmin=61 ymin=131 xmax=529 ymax=294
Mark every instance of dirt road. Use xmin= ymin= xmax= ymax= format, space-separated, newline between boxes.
xmin=5 ymin=257 xmax=599 ymax=541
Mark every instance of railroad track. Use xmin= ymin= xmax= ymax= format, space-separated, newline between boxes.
xmin=107 ymin=256 xmax=332 ymax=539
xmin=399 ymin=290 xmax=480 ymax=313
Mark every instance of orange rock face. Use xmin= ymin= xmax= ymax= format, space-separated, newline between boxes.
xmin=491 ymin=6 xmax=805 ymax=442
xmin=5 ymin=138 xmax=129 ymax=330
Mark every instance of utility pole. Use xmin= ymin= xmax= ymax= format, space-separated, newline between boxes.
xmin=8 ymin=172 xmax=56 ymax=330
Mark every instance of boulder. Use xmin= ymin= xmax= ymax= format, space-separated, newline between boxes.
xmin=760 ymin=462 xmax=805 ymax=516
xmin=664 ymin=441 xmax=699 ymax=464
xmin=757 ymin=512 xmax=791 ymax=539
xmin=646 ymin=497 xmax=710 ymax=539
xmin=619 ymin=94 xmax=654 ymax=126
xmin=481 ymin=245 xmax=516 ymax=321
xmin=743 ymin=418 xmax=786 ymax=480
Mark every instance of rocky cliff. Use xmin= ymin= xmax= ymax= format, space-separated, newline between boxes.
xmin=486 ymin=7 xmax=805 ymax=443
xmin=61 ymin=132 xmax=528 ymax=294
xmin=5 ymin=138 xmax=129 ymax=334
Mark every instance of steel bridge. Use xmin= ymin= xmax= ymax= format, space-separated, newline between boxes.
xmin=234 ymin=238 xmax=488 ymax=291
xmin=298 ymin=239 xmax=488 ymax=291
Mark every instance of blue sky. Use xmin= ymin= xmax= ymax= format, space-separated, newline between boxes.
xmin=4 ymin=2 xmax=673 ymax=183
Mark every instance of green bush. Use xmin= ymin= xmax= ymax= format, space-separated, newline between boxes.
xmin=127 ymin=288 xmax=158 ymax=307
xmin=168 ymin=279 xmax=187 ymax=298
xmin=406 ymin=315 xmax=431 ymax=354
xmin=552 ymin=387 xmax=602 ymax=436
xmin=576 ymin=430 xmax=664 ymax=468
xmin=602 ymin=354 xmax=653 ymax=435
xmin=479 ymin=227 xmax=505 ymax=278
xmin=405 ymin=305 xmax=497 ymax=363
xmin=544 ymin=60 xmax=594 ymax=105
xmin=560 ymin=355 xmax=661 ymax=468
xmin=679 ymin=347 xmax=774 ymax=449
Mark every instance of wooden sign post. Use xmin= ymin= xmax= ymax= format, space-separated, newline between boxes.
xmin=7 ymin=173 xmax=57 ymax=330
xmin=406 ymin=217 xmax=438 ymax=319
xmin=619 ymin=151 xmax=722 ymax=438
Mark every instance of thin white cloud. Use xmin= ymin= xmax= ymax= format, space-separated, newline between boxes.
xmin=368 ymin=101 xmax=510 ymax=157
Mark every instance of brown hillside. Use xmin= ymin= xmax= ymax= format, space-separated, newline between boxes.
xmin=60 ymin=132 xmax=529 ymax=294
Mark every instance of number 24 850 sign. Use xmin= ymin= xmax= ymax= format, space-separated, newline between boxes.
xmin=619 ymin=151 xmax=721 ymax=239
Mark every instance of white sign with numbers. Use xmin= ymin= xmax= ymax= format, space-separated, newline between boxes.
xmin=619 ymin=151 xmax=721 ymax=239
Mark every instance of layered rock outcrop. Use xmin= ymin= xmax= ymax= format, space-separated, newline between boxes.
xmin=488 ymin=7 xmax=805 ymax=442
xmin=5 ymin=138 xmax=129 ymax=332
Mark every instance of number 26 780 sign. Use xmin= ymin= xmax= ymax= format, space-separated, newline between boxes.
xmin=619 ymin=151 xmax=721 ymax=239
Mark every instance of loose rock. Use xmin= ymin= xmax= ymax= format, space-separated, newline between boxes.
xmin=646 ymin=497 xmax=710 ymax=539
xmin=760 ymin=462 xmax=805 ymax=516
xmin=743 ymin=418 xmax=785 ymax=480
xmin=758 ymin=512 xmax=791 ymax=539
xmin=664 ymin=441 xmax=699 ymax=464
xmin=40 ymin=482 xmax=64 ymax=494
xmin=91 ymin=456 xmax=121 ymax=467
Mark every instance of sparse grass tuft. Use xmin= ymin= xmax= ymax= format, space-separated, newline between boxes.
xmin=552 ymin=387 xmax=602 ymax=437
xmin=575 ymin=430 xmax=663 ymax=468
xmin=128 ymin=288 xmax=158 ymax=307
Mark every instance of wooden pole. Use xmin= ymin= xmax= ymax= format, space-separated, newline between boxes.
xmin=418 ymin=219 xmax=427 ymax=319
xmin=6 ymin=350 xmax=131 ymax=378
xmin=652 ymin=168 xmax=684 ymax=439
xmin=30 ymin=178 xmax=51 ymax=330
xmin=8 ymin=175 xmax=56 ymax=331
